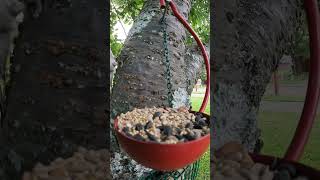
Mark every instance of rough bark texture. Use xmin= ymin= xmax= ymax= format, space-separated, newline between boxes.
xmin=110 ymin=0 xmax=205 ymax=179
xmin=111 ymin=0 xmax=195 ymax=150
xmin=212 ymin=0 xmax=303 ymax=152
xmin=0 ymin=1 xmax=108 ymax=179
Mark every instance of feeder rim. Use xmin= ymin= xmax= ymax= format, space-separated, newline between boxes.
xmin=114 ymin=112 xmax=210 ymax=146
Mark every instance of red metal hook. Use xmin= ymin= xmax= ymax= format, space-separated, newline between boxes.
xmin=284 ymin=0 xmax=320 ymax=161
xmin=160 ymin=0 xmax=210 ymax=113
xmin=160 ymin=0 xmax=165 ymax=9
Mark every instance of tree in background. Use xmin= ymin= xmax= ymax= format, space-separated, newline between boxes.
xmin=292 ymin=13 xmax=310 ymax=75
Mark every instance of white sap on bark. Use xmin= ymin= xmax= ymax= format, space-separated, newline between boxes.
xmin=111 ymin=152 xmax=152 ymax=179
xmin=172 ymin=87 xmax=191 ymax=109
xmin=212 ymin=82 xmax=260 ymax=151
xmin=110 ymin=49 xmax=117 ymax=86
xmin=126 ymin=8 xmax=158 ymax=40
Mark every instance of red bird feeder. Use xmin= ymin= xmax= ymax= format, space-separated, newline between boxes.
xmin=114 ymin=112 xmax=210 ymax=171
xmin=114 ymin=0 xmax=210 ymax=171
xmin=252 ymin=0 xmax=320 ymax=178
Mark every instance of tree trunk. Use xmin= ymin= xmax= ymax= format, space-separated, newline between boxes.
xmin=0 ymin=1 xmax=107 ymax=179
xmin=111 ymin=0 xmax=192 ymax=115
xmin=110 ymin=0 xmax=204 ymax=178
xmin=292 ymin=55 xmax=309 ymax=74
xmin=0 ymin=0 xmax=24 ymax=139
xmin=212 ymin=0 xmax=303 ymax=152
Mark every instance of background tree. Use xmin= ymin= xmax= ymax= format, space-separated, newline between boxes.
xmin=292 ymin=14 xmax=310 ymax=75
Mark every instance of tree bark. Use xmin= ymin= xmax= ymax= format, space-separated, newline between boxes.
xmin=0 ymin=1 xmax=108 ymax=179
xmin=111 ymin=0 xmax=192 ymax=115
xmin=212 ymin=0 xmax=303 ymax=151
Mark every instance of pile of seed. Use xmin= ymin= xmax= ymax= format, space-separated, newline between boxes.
xmin=117 ymin=107 xmax=210 ymax=144
xmin=213 ymin=142 xmax=309 ymax=180
xmin=22 ymin=147 xmax=110 ymax=180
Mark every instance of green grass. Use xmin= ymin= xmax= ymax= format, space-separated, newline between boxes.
xmin=280 ymin=79 xmax=307 ymax=84
xmin=258 ymin=111 xmax=320 ymax=170
xmin=190 ymin=95 xmax=210 ymax=180
xmin=277 ymin=70 xmax=308 ymax=84
xmin=190 ymin=96 xmax=210 ymax=114
xmin=197 ymin=149 xmax=210 ymax=180
xmin=262 ymin=95 xmax=305 ymax=102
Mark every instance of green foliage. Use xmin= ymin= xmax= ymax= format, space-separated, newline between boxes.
xmin=293 ymin=14 xmax=310 ymax=58
xmin=110 ymin=0 xmax=145 ymax=57
xmin=110 ymin=34 xmax=123 ymax=57
xmin=198 ymin=65 xmax=207 ymax=83
xmin=294 ymin=30 xmax=309 ymax=58
xmin=110 ymin=0 xmax=210 ymax=55
xmin=188 ymin=0 xmax=210 ymax=44
xmin=111 ymin=0 xmax=144 ymax=24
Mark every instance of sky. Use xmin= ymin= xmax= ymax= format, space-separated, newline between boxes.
xmin=114 ymin=20 xmax=132 ymax=42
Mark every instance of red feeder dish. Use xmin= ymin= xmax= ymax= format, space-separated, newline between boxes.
xmin=113 ymin=0 xmax=211 ymax=172
xmin=114 ymin=112 xmax=210 ymax=171
xmin=251 ymin=0 xmax=320 ymax=178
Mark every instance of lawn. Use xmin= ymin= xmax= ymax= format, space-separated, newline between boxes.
xmin=262 ymin=95 xmax=305 ymax=102
xmin=190 ymin=86 xmax=320 ymax=179
xmin=258 ymin=111 xmax=320 ymax=170
xmin=190 ymin=96 xmax=210 ymax=114
xmin=276 ymin=70 xmax=308 ymax=84
xmin=190 ymin=95 xmax=210 ymax=180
